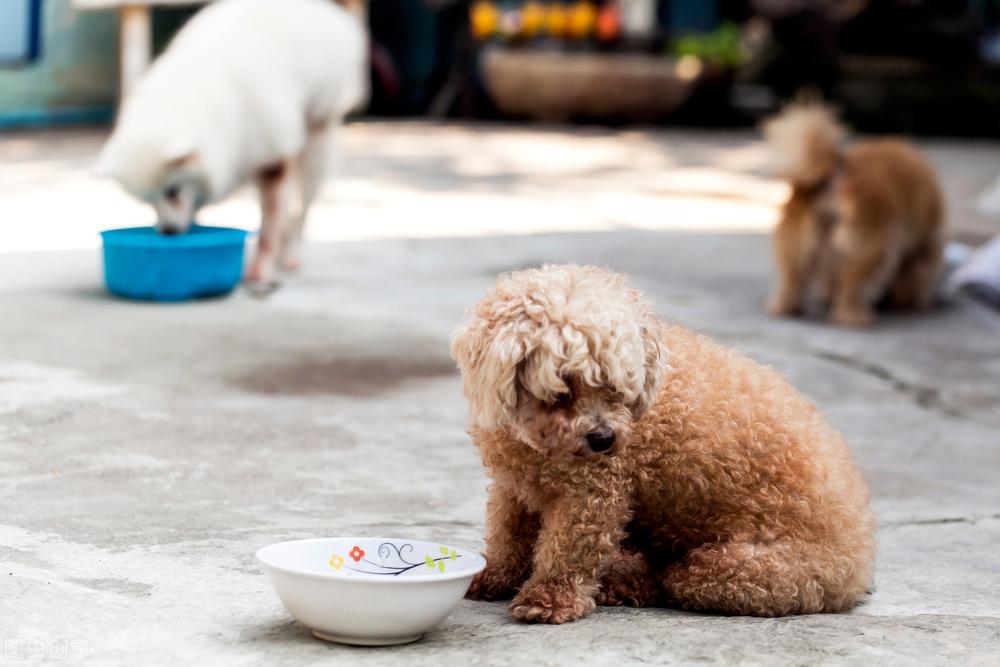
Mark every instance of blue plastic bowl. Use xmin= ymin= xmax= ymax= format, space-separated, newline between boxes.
xmin=101 ymin=225 xmax=249 ymax=302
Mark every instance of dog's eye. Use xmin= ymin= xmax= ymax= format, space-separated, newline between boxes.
xmin=164 ymin=185 xmax=181 ymax=205
xmin=553 ymin=392 xmax=572 ymax=405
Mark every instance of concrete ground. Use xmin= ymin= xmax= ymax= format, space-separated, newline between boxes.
xmin=1 ymin=123 xmax=999 ymax=665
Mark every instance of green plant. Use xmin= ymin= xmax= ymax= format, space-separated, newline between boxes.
xmin=671 ymin=22 xmax=744 ymax=69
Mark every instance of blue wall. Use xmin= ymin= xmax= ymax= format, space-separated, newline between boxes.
xmin=0 ymin=0 xmax=119 ymax=128
xmin=0 ymin=0 xmax=39 ymax=64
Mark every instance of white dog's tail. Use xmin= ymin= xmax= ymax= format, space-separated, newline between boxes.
xmin=763 ymin=102 xmax=846 ymax=189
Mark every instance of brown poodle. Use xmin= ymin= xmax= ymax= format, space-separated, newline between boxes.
xmin=764 ymin=103 xmax=944 ymax=327
xmin=451 ymin=265 xmax=875 ymax=624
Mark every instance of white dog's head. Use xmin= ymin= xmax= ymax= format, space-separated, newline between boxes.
xmin=96 ymin=122 xmax=211 ymax=235
xmin=451 ymin=265 xmax=668 ymax=460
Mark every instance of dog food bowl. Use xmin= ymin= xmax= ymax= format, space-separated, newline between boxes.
xmin=256 ymin=537 xmax=486 ymax=646
xmin=100 ymin=225 xmax=248 ymax=302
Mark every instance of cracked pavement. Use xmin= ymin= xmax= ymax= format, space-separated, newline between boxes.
xmin=1 ymin=124 xmax=999 ymax=665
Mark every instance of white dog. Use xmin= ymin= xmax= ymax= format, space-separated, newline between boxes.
xmin=97 ymin=0 xmax=368 ymax=289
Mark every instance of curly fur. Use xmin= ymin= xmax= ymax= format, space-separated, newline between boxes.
xmin=764 ymin=103 xmax=944 ymax=327
xmin=452 ymin=265 xmax=876 ymax=623
xmin=451 ymin=266 xmax=665 ymax=434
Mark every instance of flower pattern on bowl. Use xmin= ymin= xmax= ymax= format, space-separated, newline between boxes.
xmin=328 ymin=554 xmax=344 ymax=571
xmin=329 ymin=542 xmax=464 ymax=577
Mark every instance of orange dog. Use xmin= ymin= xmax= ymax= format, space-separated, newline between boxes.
xmin=765 ymin=105 xmax=944 ymax=327
xmin=452 ymin=265 xmax=875 ymax=623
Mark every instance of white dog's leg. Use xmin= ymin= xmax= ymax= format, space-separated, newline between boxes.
xmin=247 ymin=160 xmax=294 ymax=293
xmin=279 ymin=125 xmax=335 ymax=273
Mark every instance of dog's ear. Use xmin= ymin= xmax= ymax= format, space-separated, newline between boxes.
xmin=451 ymin=315 xmax=525 ymax=430
xmin=629 ymin=319 xmax=668 ymax=419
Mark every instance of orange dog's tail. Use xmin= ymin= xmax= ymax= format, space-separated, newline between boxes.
xmin=763 ymin=103 xmax=845 ymax=189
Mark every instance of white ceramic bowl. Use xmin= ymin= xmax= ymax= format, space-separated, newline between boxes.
xmin=256 ymin=537 xmax=486 ymax=646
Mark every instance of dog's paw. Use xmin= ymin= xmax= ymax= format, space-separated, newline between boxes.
xmin=596 ymin=553 xmax=660 ymax=607
xmin=830 ymin=307 xmax=874 ymax=329
xmin=766 ymin=296 xmax=801 ymax=318
xmin=465 ymin=567 xmax=520 ymax=601
xmin=595 ymin=582 xmax=658 ymax=607
xmin=509 ymin=581 xmax=595 ymax=624
xmin=245 ymin=253 xmax=279 ymax=291
xmin=244 ymin=279 xmax=281 ymax=299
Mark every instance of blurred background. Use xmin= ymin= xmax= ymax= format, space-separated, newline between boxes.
xmin=2 ymin=0 xmax=1000 ymax=133
xmin=3 ymin=0 xmax=999 ymax=255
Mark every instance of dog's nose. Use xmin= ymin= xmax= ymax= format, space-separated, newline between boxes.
xmin=585 ymin=429 xmax=616 ymax=454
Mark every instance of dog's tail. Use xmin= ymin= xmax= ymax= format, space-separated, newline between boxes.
xmin=763 ymin=102 xmax=845 ymax=189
